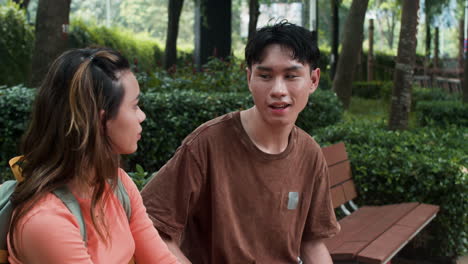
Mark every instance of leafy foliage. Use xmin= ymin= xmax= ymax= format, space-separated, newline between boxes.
xmin=314 ymin=120 xmax=468 ymax=257
xmin=0 ymin=1 xmax=33 ymax=86
xmin=0 ymin=86 xmax=342 ymax=181
xmin=416 ymin=100 xmax=468 ymax=127
xmin=0 ymin=85 xmax=35 ymax=180
xmin=351 ymin=81 xmax=393 ymax=99
xmin=69 ymin=19 xmax=163 ymax=73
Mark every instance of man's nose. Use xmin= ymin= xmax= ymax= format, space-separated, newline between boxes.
xmin=270 ymin=78 xmax=287 ymax=98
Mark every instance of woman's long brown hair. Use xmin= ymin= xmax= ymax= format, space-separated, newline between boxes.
xmin=9 ymin=48 xmax=130 ymax=256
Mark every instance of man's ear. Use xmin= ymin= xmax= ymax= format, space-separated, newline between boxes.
xmin=246 ymin=67 xmax=252 ymax=92
xmin=309 ymin=68 xmax=320 ymax=94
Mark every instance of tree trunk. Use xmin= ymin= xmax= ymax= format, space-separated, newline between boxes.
xmin=464 ymin=17 xmax=468 ymax=103
xmin=425 ymin=22 xmax=431 ymax=75
xmin=388 ymin=0 xmax=420 ymax=130
xmin=13 ymin=0 xmax=30 ymax=9
xmin=194 ymin=0 xmax=231 ymax=70
xmin=388 ymin=13 xmax=396 ymax=50
xmin=368 ymin=18 xmax=374 ymax=82
xmin=248 ymin=0 xmax=260 ymax=42
xmin=459 ymin=18 xmax=464 ymax=70
xmin=464 ymin=55 xmax=468 ymax=103
xmin=332 ymin=0 xmax=369 ymax=109
xmin=330 ymin=0 xmax=340 ymax=79
xmin=303 ymin=0 xmax=309 ymax=30
xmin=434 ymin=27 xmax=439 ymax=69
xmin=164 ymin=0 xmax=185 ymax=70
xmin=29 ymin=0 xmax=71 ymax=87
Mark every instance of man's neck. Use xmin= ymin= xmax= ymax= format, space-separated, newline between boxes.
xmin=240 ymin=108 xmax=294 ymax=154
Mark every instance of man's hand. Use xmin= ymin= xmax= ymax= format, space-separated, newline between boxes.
xmin=300 ymin=239 xmax=333 ymax=264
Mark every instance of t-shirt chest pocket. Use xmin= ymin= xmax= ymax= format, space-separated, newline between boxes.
xmin=277 ymin=191 xmax=310 ymax=229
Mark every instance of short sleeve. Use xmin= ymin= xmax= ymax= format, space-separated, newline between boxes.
xmin=11 ymin=199 xmax=94 ymax=263
xmin=141 ymin=145 xmax=205 ymax=244
xmin=302 ymin=152 xmax=341 ymax=241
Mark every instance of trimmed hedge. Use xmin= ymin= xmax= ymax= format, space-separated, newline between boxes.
xmin=416 ymin=100 xmax=468 ymax=127
xmin=140 ymin=57 xmax=247 ymax=92
xmin=0 ymin=86 xmax=343 ymax=180
xmin=351 ymin=81 xmax=393 ymax=99
xmin=412 ymin=87 xmax=460 ymax=103
xmin=314 ymin=120 xmax=468 ymax=257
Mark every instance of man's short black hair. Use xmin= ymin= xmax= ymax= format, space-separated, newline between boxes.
xmin=245 ymin=21 xmax=320 ymax=70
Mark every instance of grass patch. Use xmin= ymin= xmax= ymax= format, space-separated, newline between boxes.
xmin=345 ymin=97 xmax=418 ymax=128
xmin=345 ymin=97 xmax=389 ymax=121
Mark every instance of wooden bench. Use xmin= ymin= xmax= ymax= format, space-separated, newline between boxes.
xmin=322 ymin=142 xmax=439 ymax=264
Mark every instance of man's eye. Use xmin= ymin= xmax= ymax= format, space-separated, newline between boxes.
xmin=286 ymin=75 xmax=297 ymax=79
xmin=259 ymin=74 xmax=270 ymax=79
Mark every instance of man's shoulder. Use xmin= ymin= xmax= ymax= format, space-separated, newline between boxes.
xmin=182 ymin=111 xmax=238 ymax=146
xmin=294 ymin=126 xmax=321 ymax=151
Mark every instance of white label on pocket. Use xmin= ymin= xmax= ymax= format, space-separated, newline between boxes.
xmin=287 ymin=192 xmax=299 ymax=210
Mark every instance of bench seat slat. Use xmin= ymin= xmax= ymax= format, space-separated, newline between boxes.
xmin=356 ymin=203 xmax=440 ymax=264
xmin=327 ymin=203 xmax=419 ymax=259
xmin=357 ymin=225 xmax=415 ymax=264
xmin=322 ymin=142 xmax=440 ymax=264
xmin=352 ymin=203 xmax=419 ymax=242
xmin=325 ymin=205 xmax=393 ymax=252
xmin=397 ymin=203 xmax=439 ymax=228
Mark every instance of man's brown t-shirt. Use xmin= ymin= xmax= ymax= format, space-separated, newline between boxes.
xmin=141 ymin=112 xmax=340 ymax=263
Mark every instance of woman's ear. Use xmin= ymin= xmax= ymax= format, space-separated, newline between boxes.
xmin=100 ymin=110 xmax=106 ymax=122
xmin=100 ymin=110 xmax=107 ymax=133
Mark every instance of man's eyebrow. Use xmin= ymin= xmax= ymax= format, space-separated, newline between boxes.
xmin=285 ymin=65 xmax=304 ymax=71
xmin=255 ymin=66 xmax=273 ymax=71
xmin=255 ymin=65 xmax=304 ymax=72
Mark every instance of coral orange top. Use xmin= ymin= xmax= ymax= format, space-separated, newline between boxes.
xmin=7 ymin=169 xmax=179 ymax=264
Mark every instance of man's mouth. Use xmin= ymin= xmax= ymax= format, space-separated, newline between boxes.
xmin=269 ymin=103 xmax=291 ymax=109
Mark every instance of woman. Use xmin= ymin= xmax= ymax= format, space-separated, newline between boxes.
xmin=7 ymin=48 xmax=179 ymax=264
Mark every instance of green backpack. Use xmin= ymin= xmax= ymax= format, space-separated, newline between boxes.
xmin=0 ymin=156 xmax=132 ymax=264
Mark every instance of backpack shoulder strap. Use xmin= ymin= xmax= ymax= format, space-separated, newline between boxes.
xmin=52 ymin=186 xmax=87 ymax=245
xmin=115 ymin=177 xmax=131 ymax=221
xmin=0 ymin=180 xmax=18 ymax=260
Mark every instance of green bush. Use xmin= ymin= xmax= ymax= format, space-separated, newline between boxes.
xmin=0 ymin=85 xmax=35 ymax=180
xmin=0 ymin=86 xmax=342 ymax=181
xmin=141 ymin=55 xmax=336 ymax=93
xmin=69 ymin=19 xmax=162 ymax=73
xmin=351 ymin=81 xmax=393 ymax=99
xmin=0 ymin=1 xmax=34 ymax=86
xmin=416 ymin=100 xmax=468 ymax=127
xmin=139 ymin=57 xmax=247 ymax=93
xmin=314 ymin=120 xmax=468 ymax=257
xmin=412 ymin=87 xmax=461 ymax=105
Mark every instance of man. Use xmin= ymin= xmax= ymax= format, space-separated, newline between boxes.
xmin=141 ymin=22 xmax=340 ymax=263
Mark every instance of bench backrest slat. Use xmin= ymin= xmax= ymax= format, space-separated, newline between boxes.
xmin=322 ymin=142 xmax=358 ymax=208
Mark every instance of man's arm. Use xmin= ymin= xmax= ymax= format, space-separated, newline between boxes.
xmin=163 ymin=237 xmax=192 ymax=264
xmin=300 ymin=239 xmax=333 ymax=264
